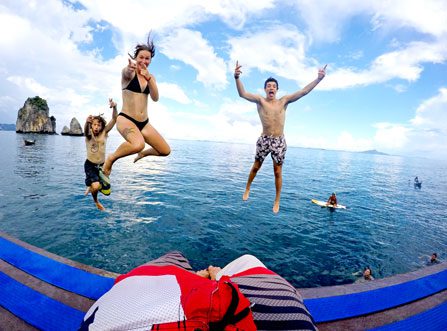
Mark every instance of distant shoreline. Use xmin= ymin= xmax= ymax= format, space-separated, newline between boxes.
xmin=0 ymin=128 xmax=389 ymax=156
xmin=0 ymin=123 xmax=15 ymax=131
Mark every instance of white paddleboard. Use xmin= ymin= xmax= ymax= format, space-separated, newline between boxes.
xmin=311 ymin=199 xmax=346 ymax=209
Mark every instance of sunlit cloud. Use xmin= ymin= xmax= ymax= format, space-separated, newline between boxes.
xmin=157 ymin=82 xmax=191 ymax=104
xmin=373 ymin=122 xmax=410 ymax=149
xmin=336 ymin=131 xmax=374 ymax=151
xmin=324 ymin=41 xmax=447 ymax=89
xmin=411 ymin=87 xmax=447 ymax=128
xmin=290 ymin=0 xmax=447 ymax=42
xmin=158 ymin=28 xmax=227 ymax=89
xmin=366 ymin=88 xmax=447 ymax=158
xmin=7 ymin=76 xmax=50 ymax=96
xmin=228 ymin=25 xmax=311 ymax=80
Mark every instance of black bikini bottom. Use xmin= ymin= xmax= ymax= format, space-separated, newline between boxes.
xmin=118 ymin=112 xmax=148 ymax=131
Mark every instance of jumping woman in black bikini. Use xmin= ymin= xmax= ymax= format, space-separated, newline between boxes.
xmin=102 ymin=34 xmax=170 ymax=177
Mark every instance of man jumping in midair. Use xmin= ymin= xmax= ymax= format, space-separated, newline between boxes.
xmin=234 ymin=61 xmax=326 ymax=213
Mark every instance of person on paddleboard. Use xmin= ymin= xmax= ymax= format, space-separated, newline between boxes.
xmin=326 ymin=192 xmax=337 ymax=207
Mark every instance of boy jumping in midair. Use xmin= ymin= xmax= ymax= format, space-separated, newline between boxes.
xmin=84 ymin=98 xmax=118 ymax=210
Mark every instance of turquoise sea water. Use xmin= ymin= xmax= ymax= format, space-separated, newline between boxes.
xmin=0 ymin=131 xmax=446 ymax=288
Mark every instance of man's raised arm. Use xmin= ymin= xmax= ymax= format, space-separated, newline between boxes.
xmin=284 ymin=64 xmax=327 ymax=105
xmin=234 ymin=61 xmax=261 ymax=103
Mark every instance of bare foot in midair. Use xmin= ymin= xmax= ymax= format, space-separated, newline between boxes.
xmin=243 ymin=189 xmax=250 ymax=201
xmin=95 ymin=201 xmax=105 ymax=211
xmin=102 ymin=156 xmax=112 ymax=176
xmin=273 ymin=200 xmax=280 ymax=214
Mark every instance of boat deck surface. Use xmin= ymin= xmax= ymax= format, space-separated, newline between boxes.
xmin=1 ymin=231 xmax=446 ymax=330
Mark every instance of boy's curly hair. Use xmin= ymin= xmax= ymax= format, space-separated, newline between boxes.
xmin=85 ymin=115 xmax=106 ymax=140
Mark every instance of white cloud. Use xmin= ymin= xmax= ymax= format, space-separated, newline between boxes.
xmin=169 ymin=64 xmax=181 ymax=71
xmin=373 ymin=122 xmax=410 ymax=149
xmin=286 ymin=130 xmax=373 ymax=152
xmin=411 ymin=87 xmax=447 ymax=128
xmin=369 ymin=0 xmax=447 ymax=37
xmin=202 ymin=0 xmax=275 ymax=29
xmin=287 ymin=0 xmax=372 ymax=43
xmin=391 ymin=84 xmax=407 ymax=93
xmin=218 ymin=100 xmax=260 ymax=128
xmin=0 ymin=12 xmax=29 ymax=45
xmin=1 ymin=0 xmax=92 ymax=44
xmin=371 ymin=41 xmax=446 ymax=81
xmin=0 ymin=95 xmax=14 ymax=106
xmin=404 ymin=88 xmax=447 ymax=158
xmin=323 ymin=40 xmax=447 ymax=89
xmin=157 ymin=82 xmax=191 ymax=104
xmin=227 ymin=22 xmax=447 ymax=92
xmin=347 ymin=50 xmax=364 ymax=61
xmin=228 ymin=25 xmax=322 ymax=86
xmin=158 ymin=28 xmax=228 ymax=89
xmin=336 ymin=131 xmax=374 ymax=151
xmin=366 ymin=88 xmax=447 ymax=158
xmin=280 ymin=0 xmax=447 ymax=92
xmin=157 ymin=99 xmax=260 ymax=143
xmin=290 ymin=0 xmax=447 ymax=43
xmin=296 ymin=88 xmax=447 ymax=157
xmin=80 ymin=0 xmax=275 ymax=48
xmin=7 ymin=77 xmax=50 ymax=97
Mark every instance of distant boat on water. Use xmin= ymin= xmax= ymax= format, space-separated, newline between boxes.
xmin=24 ymin=139 xmax=35 ymax=146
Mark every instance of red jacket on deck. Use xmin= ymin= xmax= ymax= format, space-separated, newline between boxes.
xmin=81 ymin=265 xmax=257 ymax=331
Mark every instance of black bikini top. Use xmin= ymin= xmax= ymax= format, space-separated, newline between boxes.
xmin=123 ymin=74 xmax=150 ymax=94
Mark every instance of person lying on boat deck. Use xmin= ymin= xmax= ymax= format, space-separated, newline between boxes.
xmin=326 ymin=192 xmax=337 ymax=206
xmin=102 ymin=33 xmax=170 ymax=178
xmin=84 ymin=98 xmax=118 ymax=211
xmin=234 ymin=60 xmax=326 ymax=213
xmin=80 ymin=252 xmax=317 ymax=331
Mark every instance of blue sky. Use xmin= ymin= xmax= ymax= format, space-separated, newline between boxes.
xmin=1 ymin=0 xmax=446 ymax=159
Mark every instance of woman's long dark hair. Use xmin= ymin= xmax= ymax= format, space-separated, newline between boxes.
xmin=129 ymin=32 xmax=155 ymax=59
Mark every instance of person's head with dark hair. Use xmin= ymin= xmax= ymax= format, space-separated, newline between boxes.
xmin=264 ymin=77 xmax=279 ymax=89
xmin=129 ymin=32 xmax=155 ymax=59
xmin=85 ymin=115 xmax=106 ymax=140
xmin=264 ymin=77 xmax=279 ymax=100
xmin=127 ymin=33 xmax=156 ymax=76
xmin=431 ymin=253 xmax=438 ymax=263
xmin=363 ymin=266 xmax=373 ymax=280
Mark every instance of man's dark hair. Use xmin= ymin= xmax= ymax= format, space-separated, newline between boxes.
xmin=129 ymin=32 xmax=155 ymax=59
xmin=264 ymin=77 xmax=279 ymax=89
